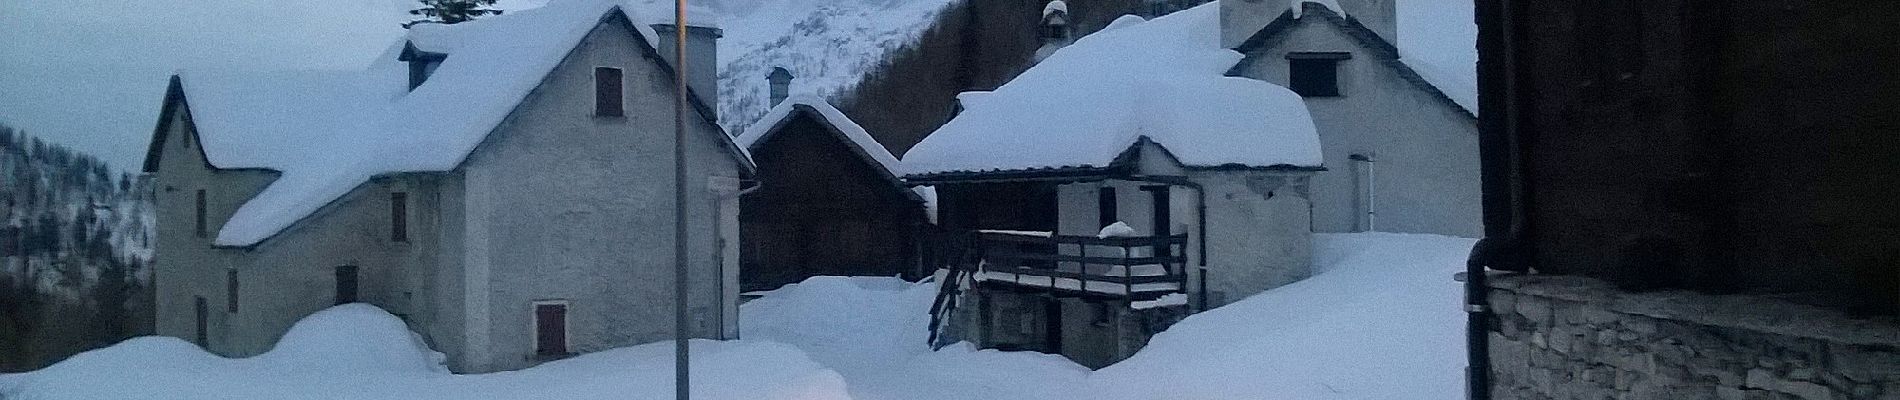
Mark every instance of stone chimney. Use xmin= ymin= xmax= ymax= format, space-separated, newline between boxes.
xmin=1340 ymin=0 xmax=1396 ymax=45
xmin=651 ymin=23 xmax=722 ymax=118
xmin=767 ymin=67 xmax=793 ymax=107
xmin=1221 ymin=0 xmax=1397 ymax=48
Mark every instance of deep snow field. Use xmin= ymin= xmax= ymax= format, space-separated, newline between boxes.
xmin=0 ymin=233 xmax=1474 ymax=400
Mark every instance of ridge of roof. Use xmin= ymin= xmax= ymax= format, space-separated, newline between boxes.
xmin=735 ymin=96 xmax=919 ymax=201
xmin=144 ymin=0 xmax=755 ymax=248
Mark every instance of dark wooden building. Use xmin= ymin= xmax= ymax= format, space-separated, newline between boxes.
xmin=1469 ymin=1 xmax=1900 ymax=399
xmin=735 ymin=97 xmax=930 ymax=292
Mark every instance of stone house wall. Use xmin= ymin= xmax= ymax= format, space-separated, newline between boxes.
xmin=1487 ymin=274 xmax=1900 ymax=400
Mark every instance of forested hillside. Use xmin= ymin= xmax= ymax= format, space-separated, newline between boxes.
xmin=0 ymin=121 xmax=155 ymax=372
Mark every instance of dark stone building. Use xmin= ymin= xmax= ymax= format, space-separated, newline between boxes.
xmin=1470 ymin=1 xmax=1900 ymax=398
xmin=735 ymin=96 xmax=930 ymax=292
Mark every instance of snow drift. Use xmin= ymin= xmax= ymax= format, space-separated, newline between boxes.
xmin=0 ymin=304 xmax=851 ymax=400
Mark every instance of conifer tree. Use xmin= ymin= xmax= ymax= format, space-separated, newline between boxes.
xmin=405 ymin=0 xmax=502 ymax=28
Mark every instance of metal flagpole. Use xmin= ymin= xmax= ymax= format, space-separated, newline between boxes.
xmin=672 ymin=0 xmax=691 ymax=398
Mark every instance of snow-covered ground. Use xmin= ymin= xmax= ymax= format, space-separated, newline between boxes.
xmin=0 ymin=233 xmax=1472 ymax=400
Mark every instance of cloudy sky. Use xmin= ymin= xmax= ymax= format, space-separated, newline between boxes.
xmin=2 ymin=0 xmax=1470 ymax=172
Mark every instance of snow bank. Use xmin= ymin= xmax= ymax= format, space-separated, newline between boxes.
xmin=3 ymin=235 xmax=1474 ymax=400
xmin=901 ymin=3 xmax=1322 ymax=177
xmin=0 ymin=304 xmax=851 ymax=400
xmin=1092 ymin=233 xmax=1477 ymax=399
xmin=0 ymin=305 xmax=444 ymax=399
xmin=740 ymin=276 xmax=1093 ymax=400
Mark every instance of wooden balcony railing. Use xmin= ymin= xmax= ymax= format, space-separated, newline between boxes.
xmin=966 ymin=230 xmax=1188 ymax=299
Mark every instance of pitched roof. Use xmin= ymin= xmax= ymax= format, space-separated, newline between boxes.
xmin=144 ymin=0 xmax=753 ymax=247
xmin=900 ymin=3 xmax=1323 ymax=180
xmin=1230 ymin=3 xmax=1475 ymax=117
xmin=735 ymin=96 xmax=920 ymax=201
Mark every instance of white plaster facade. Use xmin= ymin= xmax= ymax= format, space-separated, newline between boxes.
xmin=944 ymin=141 xmax=1315 ymax=367
xmin=1223 ymin=0 xmax=1482 ymax=237
xmin=147 ymin=12 xmax=749 ymax=373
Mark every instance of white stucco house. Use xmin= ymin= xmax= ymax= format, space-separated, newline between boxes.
xmin=141 ymin=0 xmax=753 ymax=373
xmin=1224 ymin=0 xmax=1482 ymax=237
xmin=904 ymin=3 xmax=1322 ymax=368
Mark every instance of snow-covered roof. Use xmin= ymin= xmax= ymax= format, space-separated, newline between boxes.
xmin=734 ymin=95 xmax=926 ymax=204
xmin=735 ymin=95 xmax=900 ymax=178
xmin=901 ymin=3 xmax=1323 ymax=178
xmin=158 ymin=0 xmax=749 ymax=247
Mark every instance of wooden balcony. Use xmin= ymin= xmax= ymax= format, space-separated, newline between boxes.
xmin=962 ymin=230 xmax=1188 ymax=300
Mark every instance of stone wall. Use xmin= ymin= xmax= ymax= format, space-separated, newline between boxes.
xmin=1487 ymin=274 xmax=1900 ymax=400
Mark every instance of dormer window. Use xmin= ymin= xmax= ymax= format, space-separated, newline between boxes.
xmin=408 ymin=59 xmax=441 ymax=90
xmin=399 ymin=43 xmax=447 ymax=91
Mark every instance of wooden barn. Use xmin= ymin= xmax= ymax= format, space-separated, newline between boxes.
xmin=735 ymin=89 xmax=932 ymax=292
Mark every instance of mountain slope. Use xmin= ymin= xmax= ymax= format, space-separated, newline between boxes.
xmin=713 ymin=0 xmax=962 ymax=135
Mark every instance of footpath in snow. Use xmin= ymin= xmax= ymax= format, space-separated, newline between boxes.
xmin=0 ymin=233 xmax=1473 ymax=400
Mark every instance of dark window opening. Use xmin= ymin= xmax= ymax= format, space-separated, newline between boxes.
xmin=334 ymin=265 xmax=359 ymax=305
xmin=535 ymin=302 xmax=569 ymax=356
xmin=226 ymin=269 xmax=239 ymax=313
xmin=1288 ymin=53 xmax=1350 ymax=97
xmin=1091 ymin=301 xmax=1112 ymax=327
xmin=194 ymin=296 xmax=208 ymax=347
xmin=1097 ymin=187 xmax=1119 ymax=228
xmin=194 ymin=189 xmax=207 ymax=238
xmin=594 ymin=67 xmax=624 ymax=117
xmin=1143 ymin=185 xmax=1173 ymax=256
xmin=390 ymin=192 xmax=408 ymax=242
xmin=1044 ymin=24 xmax=1067 ymax=40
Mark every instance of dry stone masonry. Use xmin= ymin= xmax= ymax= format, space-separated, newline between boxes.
xmin=1487 ymin=274 xmax=1900 ymax=400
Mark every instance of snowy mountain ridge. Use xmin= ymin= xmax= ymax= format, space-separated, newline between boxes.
xmin=712 ymin=0 xmax=962 ymax=135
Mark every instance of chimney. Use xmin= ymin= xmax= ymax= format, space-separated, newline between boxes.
xmin=1337 ymin=0 xmax=1396 ymax=44
xmin=767 ymin=67 xmax=793 ymax=107
xmin=651 ymin=23 xmax=722 ymax=118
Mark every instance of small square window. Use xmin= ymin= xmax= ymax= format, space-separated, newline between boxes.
xmin=594 ymin=67 xmax=624 ymax=117
xmin=1287 ymin=52 xmax=1350 ymax=97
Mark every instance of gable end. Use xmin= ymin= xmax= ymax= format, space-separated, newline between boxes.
xmin=1228 ymin=3 xmax=1474 ymax=118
